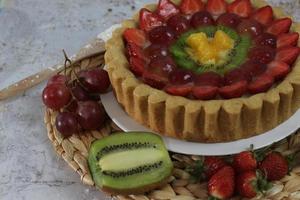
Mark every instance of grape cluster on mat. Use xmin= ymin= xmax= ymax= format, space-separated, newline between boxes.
xmin=42 ymin=68 xmax=110 ymax=138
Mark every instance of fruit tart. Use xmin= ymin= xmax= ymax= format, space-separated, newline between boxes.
xmin=105 ymin=0 xmax=300 ymax=142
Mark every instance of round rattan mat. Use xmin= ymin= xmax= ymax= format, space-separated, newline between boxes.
xmin=45 ymin=52 xmax=300 ymax=200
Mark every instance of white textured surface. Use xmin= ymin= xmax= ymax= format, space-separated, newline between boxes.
xmin=0 ymin=0 xmax=299 ymax=199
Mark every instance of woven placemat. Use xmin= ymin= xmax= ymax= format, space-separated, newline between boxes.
xmin=44 ymin=51 xmax=300 ymax=200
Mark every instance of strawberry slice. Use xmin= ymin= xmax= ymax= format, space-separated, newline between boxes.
xmin=251 ymin=5 xmax=273 ymax=26
xmin=192 ymin=86 xmax=218 ymax=100
xmin=139 ymin=8 xmax=164 ymax=32
xmin=179 ymin=0 xmax=204 ymax=15
xmin=156 ymin=0 xmax=180 ymax=21
xmin=123 ymin=28 xmax=147 ymax=47
xmin=266 ymin=61 xmax=290 ymax=81
xmin=208 ymin=166 xmax=235 ymax=199
xmin=165 ymin=84 xmax=193 ymax=97
xmin=275 ymin=46 xmax=300 ymax=65
xmin=206 ymin=0 xmax=227 ymax=16
xmin=277 ymin=32 xmax=299 ymax=48
xmin=129 ymin=57 xmax=146 ymax=76
xmin=266 ymin=18 xmax=292 ymax=36
xmin=248 ymin=74 xmax=274 ymax=94
xmin=219 ymin=80 xmax=248 ymax=99
xmin=126 ymin=42 xmax=145 ymax=60
xmin=227 ymin=0 xmax=252 ymax=18
xmin=142 ymin=70 xmax=168 ymax=89
xmin=194 ymin=71 xmax=223 ymax=87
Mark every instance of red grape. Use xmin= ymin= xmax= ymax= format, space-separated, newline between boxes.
xmin=223 ymin=68 xmax=250 ymax=85
xmin=240 ymin=60 xmax=267 ymax=79
xmin=237 ymin=19 xmax=263 ymax=38
xmin=79 ymin=68 xmax=110 ymax=94
xmin=55 ymin=112 xmax=79 ymax=137
xmin=169 ymin=69 xmax=194 ymax=85
xmin=65 ymin=100 xmax=78 ymax=113
xmin=71 ymin=83 xmax=91 ymax=101
xmin=47 ymin=74 xmax=69 ymax=86
xmin=148 ymin=56 xmax=176 ymax=75
xmin=42 ymin=84 xmax=72 ymax=110
xmin=144 ymin=44 xmax=169 ymax=60
xmin=249 ymin=47 xmax=276 ymax=64
xmin=216 ymin=13 xmax=241 ymax=28
xmin=191 ymin=11 xmax=215 ymax=28
xmin=77 ymin=101 xmax=105 ymax=130
xmin=194 ymin=71 xmax=223 ymax=87
xmin=167 ymin=14 xmax=190 ymax=36
xmin=148 ymin=26 xmax=175 ymax=46
xmin=254 ymin=33 xmax=277 ymax=48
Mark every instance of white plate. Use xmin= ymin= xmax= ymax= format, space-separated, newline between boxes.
xmin=101 ymin=91 xmax=300 ymax=155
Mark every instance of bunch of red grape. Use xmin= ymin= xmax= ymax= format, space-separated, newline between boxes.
xmin=42 ymin=68 xmax=110 ymax=138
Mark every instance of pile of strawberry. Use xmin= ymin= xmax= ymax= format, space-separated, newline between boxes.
xmin=187 ymin=150 xmax=290 ymax=199
xmin=124 ymin=0 xmax=300 ymax=100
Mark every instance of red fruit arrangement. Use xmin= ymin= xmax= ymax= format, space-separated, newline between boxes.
xmin=42 ymin=54 xmax=110 ymax=138
xmin=122 ymin=0 xmax=300 ymax=100
xmin=186 ymin=148 xmax=291 ymax=199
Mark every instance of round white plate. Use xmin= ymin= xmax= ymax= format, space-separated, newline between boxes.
xmin=101 ymin=91 xmax=300 ymax=155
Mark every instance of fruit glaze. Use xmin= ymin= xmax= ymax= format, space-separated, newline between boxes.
xmin=123 ymin=0 xmax=300 ymax=100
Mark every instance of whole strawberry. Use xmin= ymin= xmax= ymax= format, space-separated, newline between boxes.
xmin=233 ymin=151 xmax=257 ymax=173
xmin=204 ymin=156 xmax=227 ymax=179
xmin=236 ymin=170 xmax=271 ymax=198
xmin=259 ymin=152 xmax=288 ymax=181
xmin=208 ymin=166 xmax=235 ymax=199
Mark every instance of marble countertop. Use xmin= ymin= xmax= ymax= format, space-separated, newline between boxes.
xmin=0 ymin=0 xmax=299 ymax=199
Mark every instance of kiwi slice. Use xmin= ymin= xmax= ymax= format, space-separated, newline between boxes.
xmin=88 ymin=132 xmax=173 ymax=195
xmin=169 ymin=26 xmax=252 ymax=75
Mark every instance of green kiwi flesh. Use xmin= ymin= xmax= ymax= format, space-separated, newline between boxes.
xmin=88 ymin=132 xmax=173 ymax=195
xmin=170 ymin=26 xmax=252 ymax=74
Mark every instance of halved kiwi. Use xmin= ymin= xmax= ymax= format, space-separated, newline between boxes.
xmin=88 ymin=132 xmax=173 ymax=195
xmin=170 ymin=26 xmax=252 ymax=74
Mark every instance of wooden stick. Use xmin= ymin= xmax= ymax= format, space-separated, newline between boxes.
xmin=0 ymin=39 xmax=105 ymax=101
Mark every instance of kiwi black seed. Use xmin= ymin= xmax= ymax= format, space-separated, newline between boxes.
xmin=169 ymin=25 xmax=252 ymax=75
xmin=88 ymin=132 xmax=173 ymax=195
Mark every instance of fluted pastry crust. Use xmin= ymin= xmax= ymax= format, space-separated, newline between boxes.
xmin=105 ymin=0 xmax=300 ymax=142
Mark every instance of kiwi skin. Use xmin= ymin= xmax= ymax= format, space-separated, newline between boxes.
xmin=88 ymin=132 xmax=174 ymax=195
xmin=101 ymin=175 xmax=172 ymax=195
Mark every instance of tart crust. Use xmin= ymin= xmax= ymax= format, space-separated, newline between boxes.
xmin=105 ymin=0 xmax=300 ymax=142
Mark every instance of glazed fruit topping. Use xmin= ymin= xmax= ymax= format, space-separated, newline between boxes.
xmin=206 ymin=0 xmax=227 ymax=17
xmin=216 ymin=13 xmax=241 ymax=28
xmin=123 ymin=0 xmax=300 ymax=100
xmin=167 ymin=14 xmax=190 ymax=36
xmin=123 ymin=28 xmax=146 ymax=47
xmin=227 ymin=0 xmax=252 ymax=18
xmin=156 ymin=0 xmax=180 ymax=20
xmin=254 ymin=33 xmax=277 ymax=49
xmin=179 ymin=0 xmax=204 ymax=15
xmin=219 ymin=80 xmax=248 ymax=99
xmin=165 ymin=84 xmax=193 ymax=97
xmin=148 ymin=26 xmax=176 ymax=46
xmin=192 ymin=86 xmax=218 ymax=100
xmin=275 ymin=46 xmax=300 ymax=65
xmin=277 ymin=32 xmax=299 ymax=48
xmin=248 ymin=46 xmax=276 ymax=64
xmin=191 ymin=11 xmax=215 ymax=28
xmin=139 ymin=8 xmax=164 ymax=32
xmin=169 ymin=69 xmax=194 ymax=85
xmin=144 ymin=44 xmax=169 ymax=60
xmin=251 ymin=5 xmax=273 ymax=26
xmin=248 ymin=74 xmax=274 ymax=94
xmin=266 ymin=18 xmax=292 ymax=36
xmin=237 ymin=19 xmax=263 ymax=38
